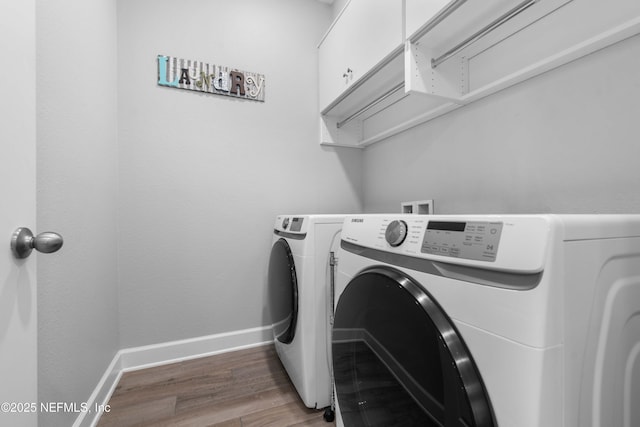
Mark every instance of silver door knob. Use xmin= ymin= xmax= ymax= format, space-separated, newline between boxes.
xmin=11 ymin=227 xmax=64 ymax=259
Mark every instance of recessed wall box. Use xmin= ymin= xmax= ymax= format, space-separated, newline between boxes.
xmin=416 ymin=200 xmax=434 ymax=215
xmin=401 ymin=200 xmax=434 ymax=214
xmin=401 ymin=202 xmax=414 ymax=214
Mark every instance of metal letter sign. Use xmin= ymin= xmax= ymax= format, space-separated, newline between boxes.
xmin=157 ymin=55 xmax=265 ymax=102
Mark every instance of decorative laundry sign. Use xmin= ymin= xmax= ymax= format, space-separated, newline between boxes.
xmin=157 ymin=55 xmax=265 ymax=102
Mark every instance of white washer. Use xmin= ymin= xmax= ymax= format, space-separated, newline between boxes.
xmin=268 ymin=214 xmax=344 ymax=410
xmin=333 ymin=214 xmax=640 ymax=427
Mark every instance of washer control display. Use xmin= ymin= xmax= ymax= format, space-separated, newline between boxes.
xmin=421 ymin=221 xmax=503 ymax=262
xmin=290 ymin=217 xmax=304 ymax=232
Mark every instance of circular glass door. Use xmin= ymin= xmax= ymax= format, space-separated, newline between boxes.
xmin=267 ymin=238 xmax=298 ymax=344
xmin=332 ymin=267 xmax=495 ymax=427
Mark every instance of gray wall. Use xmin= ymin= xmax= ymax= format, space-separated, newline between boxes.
xmin=117 ymin=0 xmax=362 ymax=348
xmin=331 ymin=0 xmax=349 ymax=19
xmin=36 ymin=0 xmax=119 ymax=426
xmin=363 ymin=34 xmax=640 ymax=215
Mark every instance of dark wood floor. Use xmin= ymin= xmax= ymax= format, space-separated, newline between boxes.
xmin=97 ymin=344 xmax=334 ymax=427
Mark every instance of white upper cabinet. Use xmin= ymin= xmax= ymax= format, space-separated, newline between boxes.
xmin=319 ymin=0 xmax=640 ymax=148
xmin=318 ymin=0 xmax=403 ymax=113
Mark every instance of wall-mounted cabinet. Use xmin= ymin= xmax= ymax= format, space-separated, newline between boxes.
xmin=318 ymin=0 xmax=403 ymax=113
xmin=319 ymin=0 xmax=640 ymax=148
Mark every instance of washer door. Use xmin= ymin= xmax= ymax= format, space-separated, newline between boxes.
xmin=268 ymin=238 xmax=298 ymax=344
xmin=332 ymin=267 xmax=496 ymax=427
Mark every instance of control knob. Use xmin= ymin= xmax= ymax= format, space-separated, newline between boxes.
xmin=385 ymin=220 xmax=408 ymax=247
xmin=282 ymin=218 xmax=290 ymax=230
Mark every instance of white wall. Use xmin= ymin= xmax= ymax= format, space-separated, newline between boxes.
xmin=363 ymin=34 xmax=640 ymax=215
xmin=331 ymin=0 xmax=349 ymax=19
xmin=117 ymin=0 xmax=362 ymax=348
xmin=36 ymin=0 xmax=119 ymax=426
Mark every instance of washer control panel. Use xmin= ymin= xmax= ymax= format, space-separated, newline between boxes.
xmin=289 ymin=217 xmax=304 ymax=232
xmin=342 ymin=214 xmax=551 ymax=273
xmin=421 ymin=221 xmax=503 ymax=262
xmin=275 ymin=216 xmax=305 ymax=234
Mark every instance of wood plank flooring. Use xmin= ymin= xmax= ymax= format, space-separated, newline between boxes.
xmin=97 ymin=344 xmax=334 ymax=427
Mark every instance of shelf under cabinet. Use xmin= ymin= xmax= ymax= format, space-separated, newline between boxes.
xmin=320 ymin=0 xmax=640 ymax=148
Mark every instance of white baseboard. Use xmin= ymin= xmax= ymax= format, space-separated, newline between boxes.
xmin=73 ymin=325 xmax=273 ymax=427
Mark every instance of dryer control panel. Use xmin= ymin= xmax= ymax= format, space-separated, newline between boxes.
xmin=421 ymin=221 xmax=503 ymax=262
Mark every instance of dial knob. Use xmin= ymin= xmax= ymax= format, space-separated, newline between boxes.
xmin=385 ymin=220 xmax=408 ymax=247
xmin=282 ymin=218 xmax=290 ymax=230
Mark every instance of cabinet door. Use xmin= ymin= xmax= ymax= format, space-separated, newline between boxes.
xmin=319 ymin=0 xmax=403 ymax=112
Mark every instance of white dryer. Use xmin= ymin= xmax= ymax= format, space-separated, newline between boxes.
xmin=333 ymin=214 xmax=640 ymax=427
xmin=268 ymin=214 xmax=345 ymax=410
